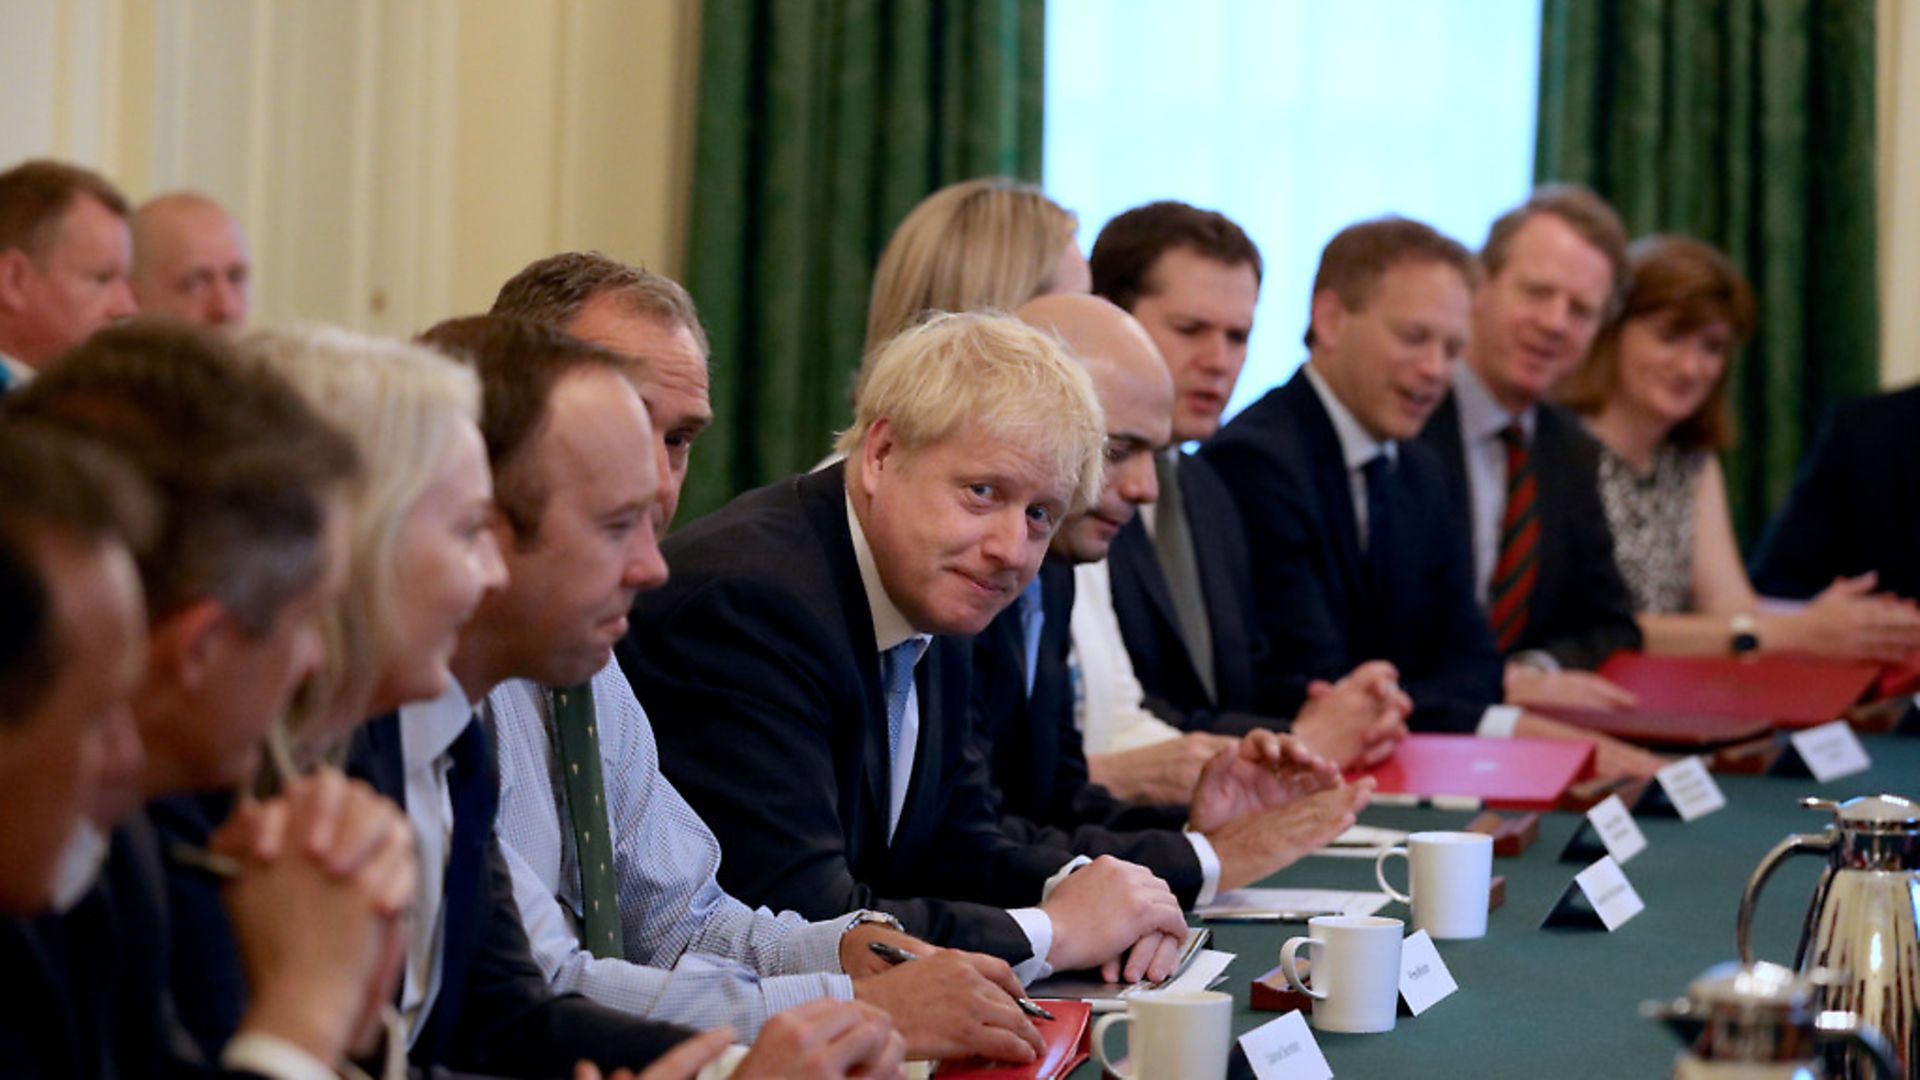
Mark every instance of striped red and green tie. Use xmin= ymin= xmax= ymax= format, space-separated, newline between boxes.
xmin=1488 ymin=423 xmax=1538 ymax=652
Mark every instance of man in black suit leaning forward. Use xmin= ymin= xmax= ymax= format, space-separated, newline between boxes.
xmin=624 ymin=312 xmax=1192 ymax=987
xmin=969 ymin=292 xmax=1381 ymax=908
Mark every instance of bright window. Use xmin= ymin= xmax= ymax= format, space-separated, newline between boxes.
xmin=1045 ymin=0 xmax=1542 ymax=421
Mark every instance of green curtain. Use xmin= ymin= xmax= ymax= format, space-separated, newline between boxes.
xmin=1536 ymin=0 xmax=1878 ymax=540
xmin=680 ymin=0 xmax=1045 ymax=525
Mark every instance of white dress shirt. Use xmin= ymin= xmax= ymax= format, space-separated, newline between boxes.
xmin=1448 ymin=363 xmax=1536 ymax=606
xmin=844 ymin=493 xmax=1063 ymax=981
xmin=395 ymin=679 xmax=477 ymax=1046
xmin=1069 ymin=558 xmax=1185 ymax=754
xmin=491 ymin=660 xmax=855 ymax=1040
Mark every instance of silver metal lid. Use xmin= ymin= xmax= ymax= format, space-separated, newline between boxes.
xmin=1804 ymin=794 xmax=1920 ymax=833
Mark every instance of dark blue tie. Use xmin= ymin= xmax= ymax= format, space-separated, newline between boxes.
xmin=414 ymin=715 xmax=497 ymax=1058
xmin=1359 ymin=453 xmax=1395 ymax=657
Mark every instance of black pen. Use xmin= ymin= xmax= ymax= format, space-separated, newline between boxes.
xmin=867 ymin=940 xmax=1056 ymax=1021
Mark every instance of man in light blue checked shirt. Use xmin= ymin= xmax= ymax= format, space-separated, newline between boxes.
xmin=490 ymin=659 xmax=1041 ymax=1063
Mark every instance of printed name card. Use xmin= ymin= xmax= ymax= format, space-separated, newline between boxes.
xmin=1240 ymin=1011 xmax=1333 ymax=1080
xmin=1585 ymin=794 xmax=1647 ymax=863
xmin=1575 ymin=856 xmax=1646 ymax=931
xmin=1397 ymin=930 xmax=1459 ymax=1016
xmin=1789 ymin=721 xmax=1872 ymax=783
xmin=1654 ymin=756 xmax=1727 ymax=821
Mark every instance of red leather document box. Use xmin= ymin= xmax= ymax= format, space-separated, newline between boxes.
xmin=1352 ymin=734 xmax=1595 ymax=811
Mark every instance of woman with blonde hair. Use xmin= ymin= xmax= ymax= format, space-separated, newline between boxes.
xmin=862 ymin=177 xmax=1089 ymax=359
xmin=1560 ymin=235 xmax=1920 ymax=660
xmin=237 ymin=324 xmax=508 ymax=759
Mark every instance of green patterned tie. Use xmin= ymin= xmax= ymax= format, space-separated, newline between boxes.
xmin=548 ymin=684 xmax=624 ymax=959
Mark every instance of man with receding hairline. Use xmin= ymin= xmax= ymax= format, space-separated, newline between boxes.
xmin=493 ymin=252 xmax=714 ymax=531
xmin=131 ymin=191 xmax=251 ymax=330
xmin=0 ymin=159 xmax=137 ymax=387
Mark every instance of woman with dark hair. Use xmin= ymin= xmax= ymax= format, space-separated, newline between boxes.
xmin=1560 ymin=235 xmax=1920 ymax=660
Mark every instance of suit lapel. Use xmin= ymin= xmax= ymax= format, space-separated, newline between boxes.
xmin=1109 ymin=514 xmax=1199 ymax=688
xmin=797 ymin=464 xmax=892 ymax=850
xmin=1283 ymin=374 xmax=1366 ymax=600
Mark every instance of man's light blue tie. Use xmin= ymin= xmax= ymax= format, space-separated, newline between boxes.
xmin=1018 ymin=577 xmax=1045 ymax=699
xmin=882 ymin=639 xmax=928 ymax=758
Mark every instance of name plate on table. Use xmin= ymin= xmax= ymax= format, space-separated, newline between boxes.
xmin=1397 ymin=930 xmax=1459 ymax=1016
xmin=1239 ymin=1012 xmax=1332 ymax=1080
xmin=1655 ymin=756 xmax=1727 ymax=821
xmin=1542 ymin=856 xmax=1645 ymax=931
xmin=1560 ymin=793 xmax=1648 ymax=864
xmin=1786 ymin=721 xmax=1873 ymax=782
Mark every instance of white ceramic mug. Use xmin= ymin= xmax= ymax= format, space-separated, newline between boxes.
xmin=1090 ymin=989 xmax=1232 ymax=1080
xmin=1279 ymin=914 xmax=1404 ymax=1034
xmin=1374 ymin=829 xmax=1494 ymax=939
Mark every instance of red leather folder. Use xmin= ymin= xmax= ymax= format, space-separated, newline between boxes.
xmin=1538 ymin=705 xmax=1771 ymax=748
xmin=1874 ymin=648 xmax=1920 ymax=699
xmin=1592 ymin=653 xmax=1880 ymax=729
xmin=1351 ymin=734 xmax=1595 ymax=811
xmin=936 ymin=1000 xmax=1090 ymax=1079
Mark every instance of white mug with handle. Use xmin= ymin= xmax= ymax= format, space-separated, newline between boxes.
xmin=1279 ymin=914 xmax=1404 ymax=1034
xmin=1090 ymin=989 xmax=1232 ymax=1080
xmin=1374 ymin=829 xmax=1493 ymax=940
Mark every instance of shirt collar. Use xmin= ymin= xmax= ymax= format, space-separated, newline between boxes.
xmin=0 ymin=352 xmax=34 ymax=390
xmin=397 ymin=677 xmax=476 ymax=775
xmin=1304 ymin=361 xmax=1396 ymax=472
xmin=1452 ymin=362 xmax=1534 ymax=443
xmin=845 ymin=490 xmax=927 ymax=654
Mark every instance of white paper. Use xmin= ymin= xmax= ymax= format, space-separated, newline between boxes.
xmin=1789 ymin=721 xmax=1872 ymax=783
xmin=1239 ymin=1011 xmax=1333 ymax=1080
xmin=1194 ymin=887 xmax=1389 ymax=919
xmin=1585 ymin=793 xmax=1647 ymax=863
xmin=1655 ymin=756 xmax=1727 ymax=821
xmin=1157 ymin=948 xmax=1236 ymax=994
xmin=1575 ymin=856 xmax=1645 ymax=931
xmin=1397 ymin=929 xmax=1459 ymax=1016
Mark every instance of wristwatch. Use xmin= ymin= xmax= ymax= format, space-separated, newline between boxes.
xmin=1729 ymin=613 xmax=1761 ymax=656
xmin=843 ymin=910 xmax=905 ymax=935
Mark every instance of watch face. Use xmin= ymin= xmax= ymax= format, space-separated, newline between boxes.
xmin=1732 ymin=632 xmax=1761 ymax=655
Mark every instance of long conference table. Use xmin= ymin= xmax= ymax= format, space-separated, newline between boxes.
xmin=1064 ymin=732 xmax=1920 ymax=1079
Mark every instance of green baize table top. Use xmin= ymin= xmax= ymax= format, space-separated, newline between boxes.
xmin=1064 ymin=734 xmax=1919 ymax=1079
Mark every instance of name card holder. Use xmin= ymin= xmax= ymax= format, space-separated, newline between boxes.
xmin=1558 ymin=794 xmax=1648 ymax=865
xmin=1465 ymin=810 xmax=1540 ymax=856
xmin=1541 ymin=856 xmax=1645 ymax=932
xmin=1239 ymin=1011 xmax=1332 ymax=1080
xmin=1772 ymin=721 xmax=1874 ymax=783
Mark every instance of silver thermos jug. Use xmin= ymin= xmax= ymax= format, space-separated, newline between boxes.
xmin=1735 ymin=795 xmax=1920 ymax=1077
xmin=1641 ymin=961 xmax=1897 ymax=1079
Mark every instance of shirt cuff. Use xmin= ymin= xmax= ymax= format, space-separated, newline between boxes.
xmin=1476 ymin=704 xmax=1522 ymax=739
xmin=222 ymin=1032 xmax=339 ymax=1080
xmin=1038 ymin=855 xmax=1090 ymax=903
xmin=1006 ymin=907 xmax=1056 ymax=985
xmin=1184 ymin=832 xmax=1222 ymax=907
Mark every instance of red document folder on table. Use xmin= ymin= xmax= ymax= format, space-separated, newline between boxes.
xmin=936 ymin=1000 xmax=1090 ymax=1079
xmin=1875 ymin=649 xmax=1920 ymax=699
xmin=1593 ymin=653 xmax=1880 ymax=728
xmin=1352 ymin=735 xmax=1594 ymax=811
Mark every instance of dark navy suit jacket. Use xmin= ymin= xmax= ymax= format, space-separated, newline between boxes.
xmin=1751 ymin=383 xmax=1920 ymax=602
xmin=621 ymin=463 xmax=1070 ymax=963
xmin=1200 ymin=370 xmax=1502 ymax=732
xmin=1419 ymin=395 xmax=1642 ymax=669
xmin=1107 ymin=452 xmax=1285 ymax=732
xmin=971 ymin=559 xmax=1201 ymax=905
